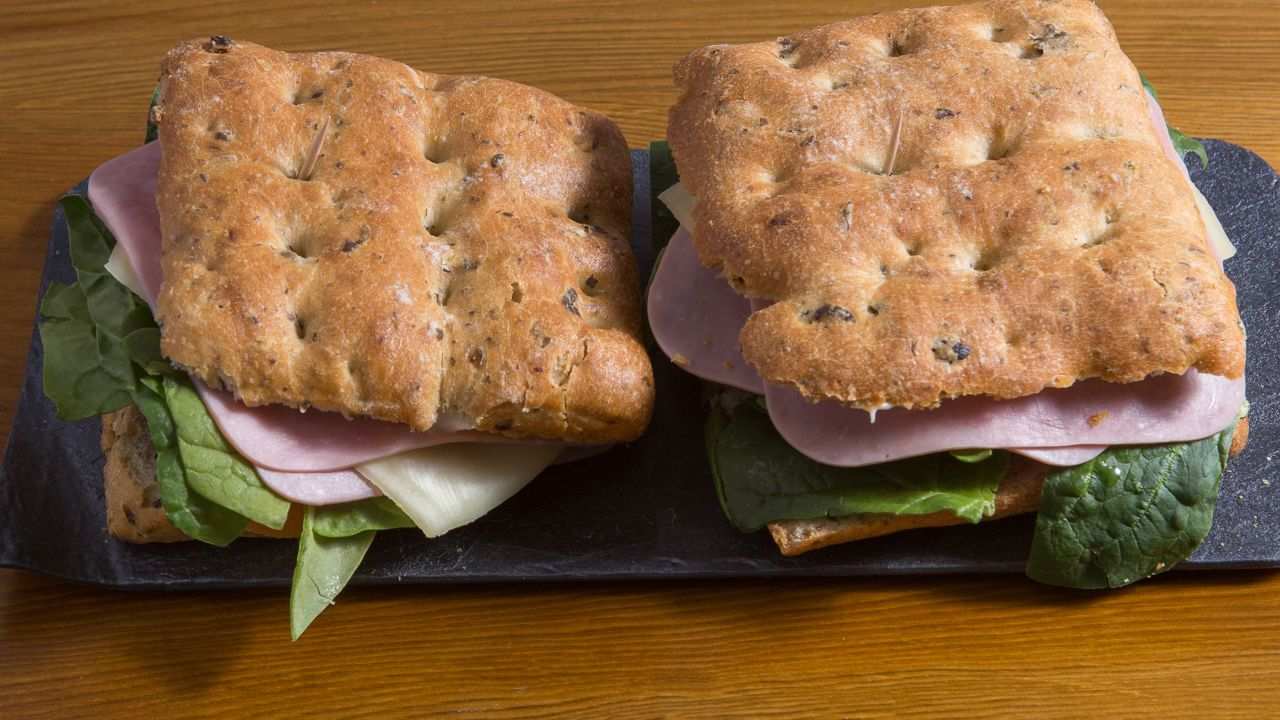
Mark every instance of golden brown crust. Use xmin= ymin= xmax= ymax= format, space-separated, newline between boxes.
xmin=668 ymin=0 xmax=1244 ymax=410
xmin=154 ymin=38 xmax=652 ymax=442
xmin=102 ymin=406 xmax=300 ymax=544
xmin=768 ymin=417 xmax=1251 ymax=555
xmin=102 ymin=405 xmax=187 ymax=543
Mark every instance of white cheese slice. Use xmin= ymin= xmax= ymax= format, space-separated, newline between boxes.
xmin=355 ymin=443 xmax=561 ymax=537
xmin=659 ymin=182 xmax=696 ymax=231
xmin=104 ymin=243 xmax=148 ymax=298
xmin=1191 ymin=182 xmax=1236 ymax=261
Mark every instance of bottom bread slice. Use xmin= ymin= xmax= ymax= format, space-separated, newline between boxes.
xmin=769 ymin=418 xmax=1249 ymax=557
xmin=102 ymin=405 xmax=300 ymax=543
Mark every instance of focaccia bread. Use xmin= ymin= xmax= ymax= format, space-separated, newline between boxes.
xmin=668 ymin=0 xmax=1244 ymax=411
xmin=153 ymin=38 xmax=653 ymax=441
xmin=768 ymin=417 xmax=1250 ymax=556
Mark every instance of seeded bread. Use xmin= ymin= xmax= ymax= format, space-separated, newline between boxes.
xmin=768 ymin=417 xmax=1250 ymax=556
xmin=153 ymin=38 xmax=653 ymax=442
xmin=667 ymin=0 xmax=1245 ymax=411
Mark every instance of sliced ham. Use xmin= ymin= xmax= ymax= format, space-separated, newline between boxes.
xmin=1006 ymin=445 xmax=1106 ymax=466
xmin=647 ymin=228 xmax=761 ymax=393
xmin=763 ymin=373 xmax=1241 ymax=467
xmin=192 ymin=382 xmax=521 ymax=472
xmin=256 ymin=467 xmax=380 ymax=505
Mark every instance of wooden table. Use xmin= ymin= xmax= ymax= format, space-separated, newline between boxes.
xmin=2 ymin=1 xmax=1277 ymax=716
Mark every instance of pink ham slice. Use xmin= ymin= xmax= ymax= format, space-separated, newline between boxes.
xmin=256 ymin=466 xmax=380 ymax=505
xmin=763 ymin=372 xmax=1241 ymax=467
xmin=647 ymin=228 xmax=761 ymax=393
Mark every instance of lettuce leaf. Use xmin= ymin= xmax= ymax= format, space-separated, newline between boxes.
xmin=950 ymin=449 xmax=993 ymax=464
xmin=1026 ymin=426 xmax=1234 ymax=589
xmin=708 ymin=398 xmax=1005 ymax=532
xmin=313 ymin=497 xmax=414 ymax=539
xmin=291 ymin=508 xmax=375 ymax=640
xmin=1140 ymin=74 xmax=1209 ymax=169
xmin=132 ymin=377 xmax=248 ymax=546
xmin=38 ymin=196 xmax=162 ymax=420
xmin=162 ymin=376 xmax=291 ymax=531
xmin=38 ymin=281 xmax=135 ymax=420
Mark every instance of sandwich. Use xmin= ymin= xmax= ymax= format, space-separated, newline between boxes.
xmin=39 ymin=37 xmax=653 ymax=636
xmin=650 ymin=0 xmax=1248 ymax=587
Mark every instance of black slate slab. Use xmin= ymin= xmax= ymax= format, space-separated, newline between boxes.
xmin=1 ymin=141 xmax=1276 ymax=589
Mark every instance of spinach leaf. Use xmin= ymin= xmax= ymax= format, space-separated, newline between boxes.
xmin=313 ymin=497 xmax=414 ymax=539
xmin=63 ymin=196 xmax=153 ymax=338
xmin=132 ymin=377 xmax=247 ymax=546
xmin=145 ymin=85 xmax=160 ymax=144
xmin=162 ymin=376 xmax=291 ymax=530
xmin=124 ymin=327 xmax=170 ymax=376
xmin=709 ymin=399 xmax=1005 ymax=532
xmin=291 ymin=508 xmax=375 ymax=640
xmin=1026 ymin=426 xmax=1234 ymax=589
xmin=1140 ymin=73 xmax=1209 ymax=169
xmin=39 ymin=196 xmax=161 ymax=420
xmin=950 ymin=449 xmax=993 ymax=464
xmin=38 ymin=282 xmax=135 ymax=420
xmin=1169 ymin=128 xmax=1209 ymax=170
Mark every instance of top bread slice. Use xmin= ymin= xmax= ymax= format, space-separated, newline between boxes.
xmin=152 ymin=38 xmax=652 ymax=441
xmin=667 ymin=0 xmax=1245 ymax=411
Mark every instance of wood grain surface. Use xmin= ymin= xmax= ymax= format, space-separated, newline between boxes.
xmin=1 ymin=1 xmax=1277 ymax=717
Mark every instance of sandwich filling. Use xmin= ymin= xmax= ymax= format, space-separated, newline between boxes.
xmin=652 ymin=64 xmax=1247 ymax=587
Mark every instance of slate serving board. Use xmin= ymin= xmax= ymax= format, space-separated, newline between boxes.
xmin=1 ymin=141 xmax=1276 ymax=589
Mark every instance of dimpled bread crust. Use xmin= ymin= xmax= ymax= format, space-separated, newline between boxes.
xmin=153 ymin=38 xmax=653 ymax=441
xmin=668 ymin=0 xmax=1245 ymax=411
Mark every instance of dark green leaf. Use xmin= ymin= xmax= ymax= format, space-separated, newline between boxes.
xmin=710 ymin=399 xmax=1005 ymax=532
xmin=162 ymin=376 xmax=291 ymax=530
xmin=1169 ymin=127 xmax=1209 ymax=170
xmin=132 ymin=376 xmax=173 ymax=449
xmin=38 ymin=282 xmax=134 ymax=420
xmin=132 ymin=382 xmax=248 ymax=547
xmin=1026 ymin=426 xmax=1235 ymax=589
xmin=1139 ymin=73 xmax=1209 ymax=169
xmin=125 ymin=327 xmax=171 ymax=376
xmin=291 ymin=508 xmax=375 ymax=640
xmin=145 ymin=85 xmax=161 ymax=144
xmin=62 ymin=196 xmax=153 ymax=337
xmin=950 ymin=449 xmax=993 ymax=464
xmin=313 ymin=497 xmax=414 ymax=538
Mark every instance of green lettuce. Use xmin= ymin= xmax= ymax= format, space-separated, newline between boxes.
xmin=314 ymin=497 xmax=414 ymax=538
xmin=162 ymin=376 xmax=291 ymax=530
xmin=708 ymin=397 xmax=1005 ymax=532
xmin=39 ymin=196 xmax=158 ymax=420
xmin=1027 ymin=426 xmax=1234 ymax=589
xmin=291 ymin=508 xmax=375 ymax=640
xmin=132 ymin=377 xmax=248 ymax=546
xmin=1141 ymin=74 xmax=1209 ymax=169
